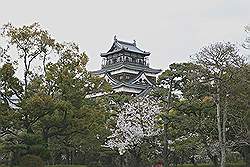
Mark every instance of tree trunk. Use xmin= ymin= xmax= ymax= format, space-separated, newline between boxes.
xmin=120 ymin=155 xmax=124 ymax=167
xmin=212 ymin=155 xmax=219 ymax=167
xmin=163 ymin=80 xmax=173 ymax=167
xmin=129 ymin=149 xmax=141 ymax=167
xmin=66 ymin=149 xmax=70 ymax=165
xmin=70 ymin=150 xmax=73 ymax=165
xmin=221 ymin=97 xmax=228 ymax=167
xmin=202 ymin=138 xmax=218 ymax=167
xmin=216 ymin=85 xmax=225 ymax=167
xmin=163 ymin=116 xmax=169 ymax=167
xmin=245 ymin=129 xmax=250 ymax=166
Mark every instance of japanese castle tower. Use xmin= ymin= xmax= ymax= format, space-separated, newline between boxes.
xmin=92 ymin=36 xmax=161 ymax=96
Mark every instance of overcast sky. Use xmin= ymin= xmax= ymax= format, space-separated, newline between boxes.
xmin=0 ymin=0 xmax=249 ymax=71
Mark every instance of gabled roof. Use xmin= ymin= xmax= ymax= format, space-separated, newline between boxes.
xmin=101 ymin=36 xmax=150 ymax=57
xmin=104 ymin=73 xmax=120 ymax=86
xmin=128 ymin=72 xmax=154 ymax=86
xmin=138 ymin=86 xmax=154 ymax=96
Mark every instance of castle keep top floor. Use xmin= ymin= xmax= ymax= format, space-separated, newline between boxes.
xmin=100 ymin=36 xmax=151 ymax=68
xmin=93 ymin=36 xmax=161 ymax=75
xmin=92 ymin=37 xmax=161 ymax=95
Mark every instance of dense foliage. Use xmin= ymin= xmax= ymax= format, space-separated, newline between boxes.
xmin=0 ymin=23 xmax=111 ymax=166
xmin=0 ymin=23 xmax=249 ymax=167
xmin=19 ymin=154 xmax=44 ymax=167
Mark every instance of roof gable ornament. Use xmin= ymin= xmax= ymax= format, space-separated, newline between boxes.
xmin=133 ymin=40 xmax=136 ymax=46
xmin=114 ymin=35 xmax=117 ymax=42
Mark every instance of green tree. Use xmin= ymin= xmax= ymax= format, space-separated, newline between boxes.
xmin=224 ymin=64 xmax=249 ymax=165
xmin=155 ymin=63 xmax=197 ymax=167
xmin=193 ymin=42 xmax=246 ymax=167
xmin=155 ymin=60 xmax=248 ymax=166
xmin=173 ymin=98 xmax=219 ymax=166
xmin=0 ymin=23 xmax=111 ymax=165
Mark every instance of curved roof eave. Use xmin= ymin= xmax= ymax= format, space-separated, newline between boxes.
xmin=113 ymin=82 xmax=150 ymax=90
xmin=101 ymin=39 xmax=151 ymax=57
xmin=101 ymin=48 xmax=123 ymax=57
xmin=104 ymin=73 xmax=121 ymax=86
xmin=92 ymin=63 xmax=162 ymax=75
xmin=101 ymin=49 xmax=150 ymax=57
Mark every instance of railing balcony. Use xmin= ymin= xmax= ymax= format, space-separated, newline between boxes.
xmin=101 ymin=58 xmax=149 ymax=68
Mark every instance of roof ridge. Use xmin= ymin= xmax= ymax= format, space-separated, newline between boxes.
xmin=117 ymin=40 xmax=135 ymax=46
xmin=116 ymin=39 xmax=150 ymax=54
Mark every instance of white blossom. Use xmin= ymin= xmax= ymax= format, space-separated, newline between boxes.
xmin=105 ymin=97 xmax=161 ymax=155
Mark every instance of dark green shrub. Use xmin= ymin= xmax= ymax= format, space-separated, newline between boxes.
xmin=19 ymin=154 xmax=44 ymax=167
xmin=177 ymin=163 xmax=246 ymax=167
xmin=0 ymin=164 xmax=8 ymax=167
xmin=226 ymin=162 xmax=246 ymax=167
xmin=177 ymin=164 xmax=211 ymax=167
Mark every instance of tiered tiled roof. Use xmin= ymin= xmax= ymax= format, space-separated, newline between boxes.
xmin=92 ymin=37 xmax=161 ymax=96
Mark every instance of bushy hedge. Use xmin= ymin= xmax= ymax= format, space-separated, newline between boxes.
xmin=225 ymin=163 xmax=246 ymax=167
xmin=177 ymin=163 xmax=246 ymax=167
xmin=177 ymin=164 xmax=210 ymax=167
xmin=19 ymin=154 xmax=44 ymax=167
xmin=0 ymin=164 xmax=8 ymax=167
xmin=46 ymin=166 xmax=87 ymax=167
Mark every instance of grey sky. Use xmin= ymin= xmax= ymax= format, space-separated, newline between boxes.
xmin=0 ymin=0 xmax=249 ymax=71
